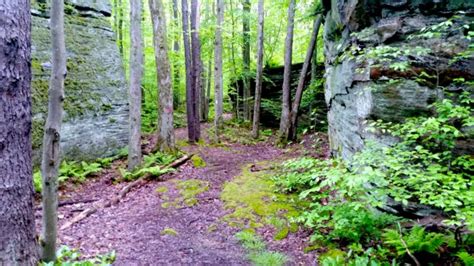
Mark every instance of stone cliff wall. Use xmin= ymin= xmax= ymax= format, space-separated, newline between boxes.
xmin=31 ymin=0 xmax=128 ymax=162
xmin=323 ymin=0 xmax=473 ymax=160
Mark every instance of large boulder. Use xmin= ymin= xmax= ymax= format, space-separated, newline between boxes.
xmin=31 ymin=0 xmax=128 ymax=162
xmin=323 ymin=0 xmax=474 ymax=160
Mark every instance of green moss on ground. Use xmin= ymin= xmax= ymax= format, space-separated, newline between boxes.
xmin=159 ymin=179 xmax=209 ymax=209
xmin=221 ymin=163 xmax=303 ymax=240
xmin=191 ymin=155 xmax=207 ymax=168
xmin=160 ymin=227 xmax=178 ymax=236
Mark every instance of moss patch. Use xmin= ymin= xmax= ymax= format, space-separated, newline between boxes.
xmin=221 ymin=163 xmax=303 ymax=240
xmin=191 ymin=155 xmax=207 ymax=168
xmin=160 ymin=179 xmax=209 ymax=209
xmin=160 ymin=227 xmax=178 ymax=236
xmin=155 ymin=186 xmax=169 ymax=194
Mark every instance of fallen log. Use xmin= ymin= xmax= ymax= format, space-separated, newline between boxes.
xmin=35 ymin=198 xmax=98 ymax=211
xmin=60 ymin=154 xmax=193 ymax=230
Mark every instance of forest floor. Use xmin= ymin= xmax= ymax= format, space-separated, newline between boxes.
xmin=35 ymin=121 xmax=329 ymax=265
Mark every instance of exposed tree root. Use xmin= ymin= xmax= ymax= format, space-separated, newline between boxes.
xmin=60 ymin=154 xmax=193 ymax=230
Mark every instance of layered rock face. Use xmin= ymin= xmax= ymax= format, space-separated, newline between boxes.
xmin=31 ymin=0 xmax=128 ymax=162
xmin=323 ymin=0 xmax=473 ymax=160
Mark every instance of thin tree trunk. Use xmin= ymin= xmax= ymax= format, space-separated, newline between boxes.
xmin=205 ymin=55 xmax=212 ymax=121
xmin=40 ymin=0 xmax=67 ymax=261
xmin=278 ymin=0 xmax=296 ymax=144
xmin=214 ymin=0 xmax=224 ymax=141
xmin=229 ymin=0 xmax=241 ymax=120
xmin=128 ymin=0 xmax=144 ymax=170
xmin=149 ymin=0 xmax=176 ymax=152
xmin=202 ymin=0 xmax=213 ymax=122
xmin=290 ymin=15 xmax=322 ymax=140
xmin=118 ymin=0 xmax=124 ymax=57
xmin=191 ymin=0 xmax=202 ymax=139
xmin=172 ymin=0 xmax=181 ymax=107
xmin=0 ymin=1 xmax=38 ymax=264
xmin=252 ymin=0 xmax=265 ymax=139
xmin=242 ymin=0 xmax=251 ymax=121
xmin=182 ymin=0 xmax=198 ymax=142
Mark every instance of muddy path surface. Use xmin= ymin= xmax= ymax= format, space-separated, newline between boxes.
xmin=36 ymin=125 xmax=327 ymax=265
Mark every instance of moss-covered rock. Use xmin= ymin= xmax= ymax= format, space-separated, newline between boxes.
xmin=31 ymin=0 xmax=128 ymax=163
xmin=323 ymin=0 xmax=474 ymax=160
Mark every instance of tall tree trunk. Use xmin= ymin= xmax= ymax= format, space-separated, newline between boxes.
xmin=172 ymin=0 xmax=181 ymax=107
xmin=278 ymin=0 xmax=296 ymax=144
xmin=205 ymin=54 xmax=212 ymax=121
xmin=118 ymin=0 xmax=124 ymax=57
xmin=128 ymin=0 xmax=144 ymax=170
xmin=290 ymin=15 xmax=322 ymax=140
xmin=202 ymin=0 xmax=213 ymax=122
xmin=190 ymin=0 xmax=202 ymax=139
xmin=0 ymin=1 xmax=38 ymax=264
xmin=149 ymin=0 xmax=176 ymax=152
xmin=40 ymin=0 xmax=67 ymax=261
xmin=214 ymin=0 xmax=224 ymax=141
xmin=252 ymin=0 xmax=265 ymax=139
xmin=242 ymin=0 xmax=251 ymax=121
xmin=229 ymin=0 xmax=241 ymax=120
xmin=181 ymin=0 xmax=198 ymax=142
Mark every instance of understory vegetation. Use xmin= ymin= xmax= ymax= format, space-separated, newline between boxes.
xmin=272 ymin=96 xmax=474 ymax=265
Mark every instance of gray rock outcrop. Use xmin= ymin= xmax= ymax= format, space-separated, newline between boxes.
xmin=323 ymin=0 xmax=474 ymax=160
xmin=31 ymin=0 xmax=128 ymax=162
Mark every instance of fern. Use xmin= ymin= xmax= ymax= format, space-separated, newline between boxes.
xmin=457 ymin=251 xmax=474 ymax=266
xmin=383 ymin=226 xmax=446 ymax=256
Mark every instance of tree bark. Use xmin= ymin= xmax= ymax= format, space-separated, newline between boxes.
xmin=229 ymin=0 xmax=241 ymax=120
xmin=40 ymin=0 xmax=67 ymax=261
xmin=128 ymin=0 xmax=144 ymax=170
xmin=118 ymin=0 xmax=124 ymax=57
xmin=252 ymin=0 xmax=265 ymax=139
xmin=181 ymin=0 xmax=198 ymax=142
xmin=0 ymin=1 xmax=38 ymax=264
xmin=190 ymin=0 xmax=202 ymax=139
xmin=290 ymin=15 xmax=322 ymax=140
xmin=202 ymin=0 xmax=213 ymax=122
xmin=214 ymin=0 xmax=224 ymax=141
xmin=172 ymin=0 xmax=181 ymax=107
xmin=149 ymin=0 xmax=176 ymax=152
xmin=242 ymin=0 xmax=251 ymax=121
xmin=278 ymin=0 xmax=296 ymax=144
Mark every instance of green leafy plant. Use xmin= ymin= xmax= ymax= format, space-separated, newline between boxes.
xmin=273 ymin=95 xmax=473 ymax=264
xmin=383 ymin=225 xmax=452 ymax=257
xmin=119 ymin=151 xmax=179 ymax=180
xmin=41 ymin=245 xmax=115 ymax=266
xmin=235 ymin=231 xmax=288 ymax=266
xmin=457 ymin=251 xmax=474 ymax=266
xmin=33 ymin=160 xmax=105 ymax=193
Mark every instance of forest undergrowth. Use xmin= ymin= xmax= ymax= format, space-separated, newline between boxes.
xmin=33 ymin=97 xmax=473 ymax=265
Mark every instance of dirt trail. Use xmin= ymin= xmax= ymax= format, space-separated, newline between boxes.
xmin=36 ymin=126 xmax=325 ymax=265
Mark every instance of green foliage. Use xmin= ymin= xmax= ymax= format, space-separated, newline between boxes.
xmin=235 ymin=231 xmax=288 ymax=266
xmin=365 ymin=95 xmax=473 ymax=227
xmin=383 ymin=225 xmax=452 ymax=257
xmin=33 ymin=160 xmax=105 ymax=193
xmin=41 ymin=245 xmax=115 ymax=266
xmin=457 ymin=251 xmax=474 ymax=266
xmin=273 ymin=96 xmax=473 ymax=263
xmin=235 ymin=231 xmax=267 ymax=251
xmin=120 ymin=151 xmax=179 ymax=180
